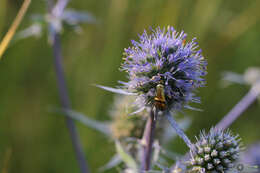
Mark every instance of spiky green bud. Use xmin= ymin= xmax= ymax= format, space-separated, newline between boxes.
xmin=188 ymin=128 xmax=242 ymax=173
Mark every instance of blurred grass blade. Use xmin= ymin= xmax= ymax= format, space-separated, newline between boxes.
xmin=224 ymin=0 xmax=260 ymax=41
xmin=1 ymin=148 xmax=12 ymax=173
xmin=55 ymin=108 xmax=111 ymax=136
xmin=99 ymin=154 xmax=122 ymax=172
xmin=115 ymin=140 xmax=138 ymax=170
xmin=95 ymin=84 xmax=136 ymax=95
xmin=0 ymin=0 xmax=31 ymax=59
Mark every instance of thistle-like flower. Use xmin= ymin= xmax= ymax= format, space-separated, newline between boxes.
xmin=189 ymin=128 xmax=242 ymax=173
xmin=121 ymin=26 xmax=207 ymax=111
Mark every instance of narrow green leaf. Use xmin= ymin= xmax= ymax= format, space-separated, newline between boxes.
xmin=115 ymin=140 xmax=138 ymax=170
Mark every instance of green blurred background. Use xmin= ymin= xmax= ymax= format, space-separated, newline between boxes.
xmin=0 ymin=0 xmax=260 ymax=172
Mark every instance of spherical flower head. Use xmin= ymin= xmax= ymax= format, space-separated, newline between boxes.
xmin=189 ymin=128 xmax=242 ymax=173
xmin=121 ymin=26 xmax=207 ymax=111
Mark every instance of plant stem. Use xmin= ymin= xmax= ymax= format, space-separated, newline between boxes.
xmin=52 ymin=31 xmax=89 ymax=173
xmin=48 ymin=0 xmax=89 ymax=172
xmin=0 ymin=0 xmax=31 ymax=59
xmin=215 ymin=82 xmax=260 ymax=130
xmin=141 ymin=108 xmax=157 ymax=171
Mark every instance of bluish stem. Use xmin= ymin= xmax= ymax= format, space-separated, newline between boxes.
xmin=141 ymin=108 xmax=157 ymax=171
xmin=165 ymin=111 xmax=192 ymax=149
xmin=215 ymin=83 xmax=260 ymax=130
xmin=52 ymin=30 xmax=89 ymax=173
xmin=48 ymin=0 xmax=89 ymax=172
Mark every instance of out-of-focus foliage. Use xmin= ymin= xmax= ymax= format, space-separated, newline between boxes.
xmin=61 ymin=94 xmax=190 ymax=171
xmin=221 ymin=67 xmax=260 ymax=87
xmin=241 ymin=141 xmax=260 ymax=173
xmin=0 ymin=0 xmax=260 ymax=173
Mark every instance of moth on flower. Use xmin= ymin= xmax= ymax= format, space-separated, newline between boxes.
xmin=121 ymin=26 xmax=207 ymax=112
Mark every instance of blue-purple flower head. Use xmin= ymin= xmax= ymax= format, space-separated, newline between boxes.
xmin=121 ymin=26 xmax=207 ymax=111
